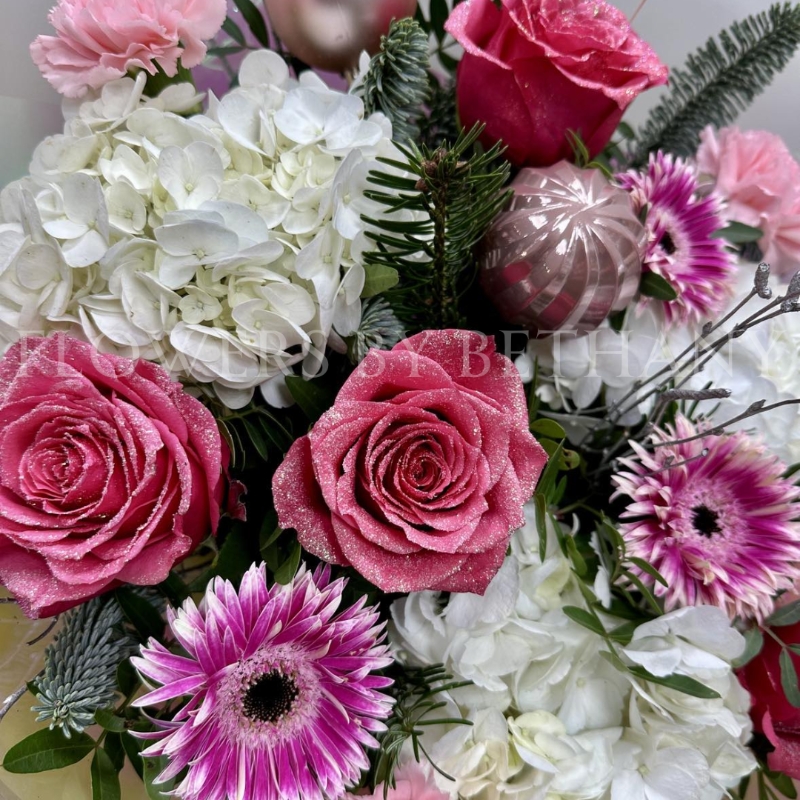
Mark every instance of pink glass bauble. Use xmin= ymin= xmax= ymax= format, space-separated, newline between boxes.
xmin=264 ymin=0 xmax=418 ymax=73
xmin=480 ymin=161 xmax=645 ymax=336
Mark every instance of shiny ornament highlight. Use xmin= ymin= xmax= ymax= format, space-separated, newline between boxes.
xmin=264 ymin=0 xmax=418 ymax=73
xmin=479 ymin=162 xmax=645 ymax=335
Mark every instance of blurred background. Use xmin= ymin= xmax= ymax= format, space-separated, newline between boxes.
xmin=1 ymin=0 xmax=799 ymax=186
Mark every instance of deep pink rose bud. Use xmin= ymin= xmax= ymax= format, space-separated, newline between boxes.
xmin=445 ymin=0 xmax=668 ymax=167
xmin=273 ymin=330 xmax=548 ymax=594
xmin=0 ymin=335 xmax=228 ymax=618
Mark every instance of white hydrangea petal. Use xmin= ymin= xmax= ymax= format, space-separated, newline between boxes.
xmin=62 ymin=229 xmax=108 ymax=268
xmin=238 ymin=50 xmax=290 ymax=90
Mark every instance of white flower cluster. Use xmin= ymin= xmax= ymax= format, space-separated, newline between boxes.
xmin=390 ymin=502 xmax=755 ymax=800
xmin=0 ymin=51 xmax=414 ymax=408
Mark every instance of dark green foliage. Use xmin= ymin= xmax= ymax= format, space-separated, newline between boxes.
xmin=419 ymin=76 xmax=460 ymax=149
xmin=362 ymin=125 xmax=511 ymax=331
xmin=359 ymin=18 xmax=430 ymax=144
xmin=630 ymin=3 xmax=800 ymax=164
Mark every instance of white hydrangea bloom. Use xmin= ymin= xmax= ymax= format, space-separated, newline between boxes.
xmin=391 ymin=502 xmax=755 ymax=800
xmin=0 ymin=50 xmax=420 ymax=407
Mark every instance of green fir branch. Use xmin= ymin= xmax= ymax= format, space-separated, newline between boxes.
xmin=362 ymin=125 xmax=511 ymax=331
xmin=358 ymin=18 xmax=430 ymax=144
xmin=630 ymin=3 xmax=800 ymax=164
xmin=419 ymin=76 xmax=460 ymax=150
xmin=31 ymin=598 xmax=132 ymax=737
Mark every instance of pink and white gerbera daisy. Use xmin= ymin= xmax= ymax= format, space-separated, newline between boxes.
xmin=617 ymin=152 xmax=736 ymax=326
xmin=611 ymin=415 xmax=800 ymax=621
xmin=132 ymin=563 xmax=393 ymax=800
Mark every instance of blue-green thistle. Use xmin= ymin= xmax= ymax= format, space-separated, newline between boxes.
xmin=348 ymin=297 xmax=406 ymax=364
xmin=31 ymin=598 xmax=131 ymax=736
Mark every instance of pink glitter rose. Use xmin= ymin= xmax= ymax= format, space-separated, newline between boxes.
xmin=0 ymin=334 xmax=227 ymax=618
xmin=30 ymin=0 xmax=227 ymax=98
xmin=444 ymin=0 xmax=668 ymax=167
xmin=697 ymin=125 xmax=800 ymax=280
xmin=273 ymin=330 xmax=547 ymax=594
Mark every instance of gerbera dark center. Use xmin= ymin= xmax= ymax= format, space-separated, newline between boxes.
xmin=659 ymin=230 xmax=677 ymax=255
xmin=692 ymin=505 xmax=721 ymax=537
xmin=242 ymin=671 xmax=299 ymax=723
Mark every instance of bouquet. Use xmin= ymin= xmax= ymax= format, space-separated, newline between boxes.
xmin=2 ymin=1 xmax=800 ymax=799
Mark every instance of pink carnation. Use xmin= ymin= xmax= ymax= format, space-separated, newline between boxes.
xmin=697 ymin=125 xmax=800 ymax=280
xmin=30 ymin=0 xmax=227 ymax=98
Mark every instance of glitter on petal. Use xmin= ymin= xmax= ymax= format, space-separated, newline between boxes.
xmin=611 ymin=415 xmax=800 ymax=622
xmin=617 ymin=152 xmax=736 ymax=325
xmin=131 ymin=563 xmax=394 ymax=800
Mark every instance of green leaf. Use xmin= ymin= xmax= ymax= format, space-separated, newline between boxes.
xmin=215 ymin=525 xmax=259 ymax=585
xmin=430 ymin=0 xmax=450 ymax=42
xmin=242 ymin=417 xmax=270 ymax=461
xmin=535 ymin=441 xmax=562 ymax=501
xmin=530 ymin=418 xmax=566 ymax=440
xmin=231 ymin=0 xmax=270 ymax=47
xmin=628 ymin=666 xmax=721 ymax=699
xmin=627 ymin=557 xmax=669 ymax=587
xmin=563 ymin=606 xmax=606 ymax=637
xmin=622 ymin=568 xmax=663 ymax=614
xmin=92 ymin=748 xmax=121 ymax=800
xmin=780 ymin=648 xmax=800 ymax=708
xmin=598 ymin=649 xmax=629 ymax=673
xmin=94 ymin=709 xmax=126 ymax=733
xmin=221 ymin=16 xmax=246 ymax=46
xmin=285 ymin=375 xmax=335 ymax=423
xmin=117 ymin=658 xmax=139 ymax=696
xmin=157 ymin=571 xmax=189 ymax=606
xmin=361 ymin=264 xmax=400 ymax=297
xmin=143 ymin=755 xmax=174 ymax=800
xmin=274 ymin=539 xmax=302 ymax=585
xmin=206 ymin=45 xmax=245 ymax=58
xmin=564 ymin=536 xmax=587 ymax=577
xmin=711 ymin=221 xmax=764 ymax=244
xmin=767 ymin=600 xmax=800 ymax=627
xmin=115 ymin=589 xmax=164 ymax=643
xmin=534 ymin=493 xmax=548 ymax=563
xmin=103 ymin=733 xmax=125 ymax=773
xmin=766 ymin=769 xmax=798 ymax=799
xmin=120 ymin=732 xmax=144 ymax=780
xmin=639 ymin=272 xmax=679 ymax=301
xmin=2 ymin=729 xmax=95 ymax=773
xmin=607 ymin=620 xmax=640 ymax=645
xmin=733 ymin=627 xmax=765 ymax=668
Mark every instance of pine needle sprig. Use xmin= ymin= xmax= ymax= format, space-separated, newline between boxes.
xmin=31 ymin=598 xmax=132 ymax=737
xmin=372 ymin=664 xmax=471 ymax=795
xmin=629 ymin=3 xmax=800 ymax=165
xmin=362 ymin=125 xmax=512 ymax=332
xmin=359 ymin=18 xmax=430 ymax=144
xmin=420 ymin=76 xmax=459 ymax=150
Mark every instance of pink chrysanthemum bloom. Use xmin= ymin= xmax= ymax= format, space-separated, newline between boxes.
xmin=132 ymin=563 xmax=394 ymax=800
xmin=617 ymin=152 xmax=736 ymax=326
xmin=611 ymin=415 xmax=800 ymax=621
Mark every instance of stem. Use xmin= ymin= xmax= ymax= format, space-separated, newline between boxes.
xmin=0 ymin=686 xmax=28 ymax=724
xmin=629 ymin=0 xmax=649 ymax=23
xmin=652 ymin=398 xmax=800 ymax=448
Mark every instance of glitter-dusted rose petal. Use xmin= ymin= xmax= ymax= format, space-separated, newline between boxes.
xmin=273 ymin=329 xmax=548 ymax=595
